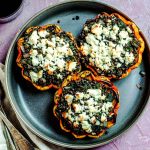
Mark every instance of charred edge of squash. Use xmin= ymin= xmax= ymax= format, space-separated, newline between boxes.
xmin=79 ymin=12 xmax=145 ymax=80
xmin=16 ymin=24 xmax=81 ymax=90
xmin=53 ymin=71 xmax=120 ymax=138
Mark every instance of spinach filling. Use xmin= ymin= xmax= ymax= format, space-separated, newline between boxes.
xmin=56 ymin=79 xmax=118 ymax=135
xmin=78 ymin=14 xmax=141 ymax=78
xmin=20 ymin=26 xmax=80 ymax=87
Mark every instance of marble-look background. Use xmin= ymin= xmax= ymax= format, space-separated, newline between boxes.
xmin=0 ymin=0 xmax=149 ymax=150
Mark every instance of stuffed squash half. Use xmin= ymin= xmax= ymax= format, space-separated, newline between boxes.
xmin=78 ymin=12 xmax=144 ymax=79
xmin=53 ymin=71 xmax=120 ymax=138
xmin=16 ymin=24 xmax=81 ymax=90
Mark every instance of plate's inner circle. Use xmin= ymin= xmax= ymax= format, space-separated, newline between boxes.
xmin=7 ymin=1 xmax=149 ymax=148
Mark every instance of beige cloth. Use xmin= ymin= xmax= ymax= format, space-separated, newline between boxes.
xmin=0 ymin=63 xmax=65 ymax=150
xmin=0 ymin=121 xmax=7 ymax=150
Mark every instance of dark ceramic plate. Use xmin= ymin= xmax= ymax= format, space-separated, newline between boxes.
xmin=5 ymin=0 xmax=150 ymax=149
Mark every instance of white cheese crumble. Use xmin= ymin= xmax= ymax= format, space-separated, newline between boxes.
xmin=67 ymin=62 xmax=77 ymax=72
xmin=113 ymin=25 xmax=119 ymax=33
xmin=87 ymin=89 xmax=101 ymax=97
xmin=101 ymin=113 xmax=107 ymax=122
xmin=29 ymin=70 xmax=43 ymax=82
xmin=32 ymin=57 xmax=39 ymax=66
xmin=38 ymin=30 xmax=49 ymax=37
xmin=28 ymin=30 xmax=39 ymax=45
xmin=119 ymin=30 xmax=129 ymax=39
xmin=29 ymin=71 xmax=38 ymax=82
xmin=125 ymin=52 xmax=135 ymax=64
xmin=75 ymin=92 xmax=84 ymax=100
xmin=65 ymin=94 xmax=74 ymax=105
xmin=82 ymin=121 xmax=91 ymax=131
xmin=91 ymin=24 xmax=102 ymax=35
xmin=57 ymin=74 xmax=63 ymax=79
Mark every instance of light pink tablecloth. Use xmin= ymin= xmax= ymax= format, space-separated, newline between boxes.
xmin=0 ymin=0 xmax=149 ymax=149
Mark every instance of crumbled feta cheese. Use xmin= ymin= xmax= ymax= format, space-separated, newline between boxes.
xmin=67 ymin=48 xmax=73 ymax=56
xmin=46 ymin=53 xmax=52 ymax=60
xmin=119 ymin=30 xmax=129 ymax=39
xmin=109 ymin=41 xmax=116 ymax=48
xmin=101 ymin=95 xmax=106 ymax=100
xmin=110 ymin=31 xmax=117 ymax=40
xmin=38 ymin=30 xmax=49 ymax=37
xmin=56 ymin=59 xmax=65 ymax=71
xmin=28 ymin=30 xmax=39 ymax=45
xmin=86 ymin=98 xmax=94 ymax=106
xmin=65 ymin=94 xmax=74 ymax=104
xmin=91 ymin=24 xmax=102 ymax=35
xmin=31 ymin=50 xmax=38 ymax=56
xmin=83 ymin=43 xmax=91 ymax=55
xmin=47 ymin=40 xmax=56 ymax=48
xmin=75 ymin=92 xmax=84 ymax=100
xmin=125 ymin=52 xmax=135 ymax=64
xmin=37 ymin=54 xmax=43 ymax=62
xmin=68 ymin=62 xmax=77 ymax=71
xmin=127 ymin=26 xmax=132 ymax=33
xmin=82 ymin=121 xmax=91 ymax=130
xmin=117 ymin=63 xmax=121 ymax=68
xmin=105 ymin=102 xmax=113 ymax=111
xmin=113 ymin=25 xmax=119 ymax=33
xmin=90 ymin=116 xmax=96 ymax=124
xmin=96 ymin=121 xmax=100 ymax=125
xmin=78 ymin=113 xmax=89 ymax=122
xmin=89 ymin=105 xmax=97 ymax=113
xmin=86 ymin=33 xmax=99 ymax=45
xmin=38 ymin=70 xmax=43 ymax=78
xmin=84 ymin=26 xmax=88 ymax=31
xmin=46 ymin=47 xmax=54 ymax=54
xmin=73 ymin=104 xmax=82 ymax=113
xmin=32 ymin=57 xmax=39 ymax=66
xmin=57 ymin=74 xmax=63 ymax=79
xmin=103 ymin=27 xmax=110 ymax=37
xmin=87 ymin=89 xmax=101 ymax=97
xmin=101 ymin=113 xmax=107 ymax=122
xmin=29 ymin=71 xmax=38 ymax=82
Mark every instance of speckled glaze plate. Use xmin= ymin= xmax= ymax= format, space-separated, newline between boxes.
xmin=5 ymin=0 xmax=150 ymax=149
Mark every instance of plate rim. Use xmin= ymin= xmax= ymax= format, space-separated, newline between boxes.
xmin=5 ymin=0 xmax=150 ymax=149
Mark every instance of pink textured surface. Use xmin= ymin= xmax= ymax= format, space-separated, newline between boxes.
xmin=0 ymin=0 xmax=149 ymax=149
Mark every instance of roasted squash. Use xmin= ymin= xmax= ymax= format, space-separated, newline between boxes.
xmin=53 ymin=71 xmax=120 ymax=138
xmin=16 ymin=24 xmax=81 ymax=90
xmin=78 ymin=12 xmax=144 ymax=79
